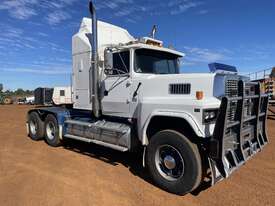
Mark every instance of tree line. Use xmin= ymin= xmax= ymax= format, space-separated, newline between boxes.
xmin=0 ymin=88 xmax=34 ymax=97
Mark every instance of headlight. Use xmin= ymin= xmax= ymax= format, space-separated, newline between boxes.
xmin=203 ymin=109 xmax=219 ymax=124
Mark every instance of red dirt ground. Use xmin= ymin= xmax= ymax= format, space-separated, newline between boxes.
xmin=0 ymin=105 xmax=274 ymax=206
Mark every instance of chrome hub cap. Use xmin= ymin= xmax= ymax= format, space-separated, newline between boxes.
xmin=46 ymin=122 xmax=55 ymax=140
xmin=30 ymin=120 xmax=37 ymax=135
xmin=155 ymin=145 xmax=184 ymax=181
xmin=163 ymin=155 xmax=176 ymax=170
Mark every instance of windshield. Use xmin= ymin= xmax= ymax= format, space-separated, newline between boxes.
xmin=135 ymin=49 xmax=180 ymax=74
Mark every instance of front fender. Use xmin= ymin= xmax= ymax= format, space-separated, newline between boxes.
xmin=140 ymin=110 xmax=204 ymax=145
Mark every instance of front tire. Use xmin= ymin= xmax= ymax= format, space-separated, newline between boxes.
xmin=146 ymin=130 xmax=202 ymax=195
xmin=44 ymin=114 xmax=62 ymax=147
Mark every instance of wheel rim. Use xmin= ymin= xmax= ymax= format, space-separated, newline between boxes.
xmin=155 ymin=145 xmax=185 ymax=181
xmin=29 ymin=120 xmax=37 ymax=135
xmin=46 ymin=121 xmax=56 ymax=140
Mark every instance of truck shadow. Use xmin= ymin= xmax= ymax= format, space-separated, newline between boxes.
xmin=63 ymin=139 xmax=154 ymax=184
xmin=268 ymin=107 xmax=275 ymax=120
xmin=62 ymin=139 xmax=211 ymax=196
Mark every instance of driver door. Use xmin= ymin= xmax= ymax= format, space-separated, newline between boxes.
xmin=101 ymin=50 xmax=132 ymax=118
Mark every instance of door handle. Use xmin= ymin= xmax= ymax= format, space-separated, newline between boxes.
xmin=133 ymin=82 xmax=142 ymax=98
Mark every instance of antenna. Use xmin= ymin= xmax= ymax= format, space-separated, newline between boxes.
xmin=150 ymin=25 xmax=157 ymax=39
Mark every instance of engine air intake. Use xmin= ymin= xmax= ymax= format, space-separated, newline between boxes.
xmin=169 ymin=84 xmax=191 ymax=95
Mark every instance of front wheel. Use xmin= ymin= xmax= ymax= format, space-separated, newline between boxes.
xmin=146 ymin=130 xmax=202 ymax=195
xmin=44 ymin=114 xmax=62 ymax=147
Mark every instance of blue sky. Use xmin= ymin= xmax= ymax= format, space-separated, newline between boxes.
xmin=0 ymin=0 xmax=274 ymax=90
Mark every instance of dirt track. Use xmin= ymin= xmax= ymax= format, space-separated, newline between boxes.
xmin=0 ymin=105 xmax=274 ymax=206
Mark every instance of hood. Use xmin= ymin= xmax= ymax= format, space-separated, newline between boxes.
xmin=135 ymin=73 xmax=216 ymax=99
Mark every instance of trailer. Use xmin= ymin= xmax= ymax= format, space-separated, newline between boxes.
xmin=52 ymin=86 xmax=73 ymax=106
xmin=34 ymin=87 xmax=53 ymax=105
xmin=26 ymin=1 xmax=269 ymax=195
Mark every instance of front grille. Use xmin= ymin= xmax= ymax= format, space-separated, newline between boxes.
xmin=225 ymin=79 xmax=238 ymax=97
xmin=225 ymin=79 xmax=258 ymax=122
xmin=226 ymin=79 xmax=238 ymax=122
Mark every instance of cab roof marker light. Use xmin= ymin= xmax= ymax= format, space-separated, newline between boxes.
xmin=140 ymin=37 xmax=163 ymax=47
xmin=196 ymin=91 xmax=204 ymax=100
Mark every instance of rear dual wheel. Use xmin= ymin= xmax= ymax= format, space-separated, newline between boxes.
xmin=28 ymin=112 xmax=61 ymax=147
xmin=44 ymin=114 xmax=62 ymax=147
xmin=28 ymin=112 xmax=44 ymax=141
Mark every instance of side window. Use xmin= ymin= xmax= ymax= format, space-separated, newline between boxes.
xmin=110 ymin=51 xmax=130 ymax=75
xmin=60 ymin=90 xmax=65 ymax=97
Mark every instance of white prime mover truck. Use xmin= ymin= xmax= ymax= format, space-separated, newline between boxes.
xmin=52 ymin=86 xmax=73 ymax=106
xmin=27 ymin=1 xmax=269 ymax=195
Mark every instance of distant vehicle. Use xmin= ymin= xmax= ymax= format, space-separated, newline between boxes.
xmin=27 ymin=1 xmax=269 ymax=195
xmin=34 ymin=88 xmax=53 ymax=105
xmin=52 ymin=87 xmax=73 ymax=106
xmin=17 ymin=98 xmax=26 ymax=105
xmin=3 ymin=97 xmax=13 ymax=105
xmin=26 ymin=96 xmax=35 ymax=105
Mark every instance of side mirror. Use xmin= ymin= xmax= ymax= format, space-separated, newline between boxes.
xmin=104 ymin=49 xmax=113 ymax=74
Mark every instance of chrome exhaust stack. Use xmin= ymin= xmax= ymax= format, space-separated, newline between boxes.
xmin=89 ymin=0 xmax=100 ymax=118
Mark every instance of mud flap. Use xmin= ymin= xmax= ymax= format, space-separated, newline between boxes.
xmin=208 ymin=81 xmax=269 ymax=185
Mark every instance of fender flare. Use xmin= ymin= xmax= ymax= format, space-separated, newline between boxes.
xmin=140 ymin=110 xmax=204 ymax=145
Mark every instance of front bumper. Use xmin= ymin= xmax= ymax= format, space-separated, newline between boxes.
xmin=208 ymin=81 xmax=269 ymax=184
